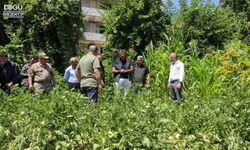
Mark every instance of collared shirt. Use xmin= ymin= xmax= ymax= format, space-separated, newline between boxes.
xmin=168 ymin=60 xmax=184 ymax=82
xmin=77 ymin=54 xmax=100 ymax=87
xmin=28 ymin=62 xmax=55 ymax=85
xmin=64 ymin=65 xmax=79 ymax=83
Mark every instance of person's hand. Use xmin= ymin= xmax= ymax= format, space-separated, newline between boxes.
xmin=176 ymin=82 xmax=182 ymax=89
xmin=144 ymin=84 xmax=150 ymax=88
xmin=120 ymin=69 xmax=125 ymax=73
xmin=167 ymin=82 xmax=172 ymax=88
xmin=98 ymin=84 xmax=102 ymax=93
xmin=29 ymin=85 xmax=33 ymax=92
xmin=6 ymin=82 xmax=13 ymax=88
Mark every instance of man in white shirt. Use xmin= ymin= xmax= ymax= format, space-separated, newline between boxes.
xmin=167 ymin=53 xmax=184 ymax=102
xmin=64 ymin=57 xmax=80 ymax=90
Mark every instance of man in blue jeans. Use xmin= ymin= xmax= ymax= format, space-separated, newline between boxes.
xmin=76 ymin=45 xmax=102 ymax=103
xmin=167 ymin=53 xmax=184 ymax=102
xmin=112 ymin=50 xmax=133 ymax=94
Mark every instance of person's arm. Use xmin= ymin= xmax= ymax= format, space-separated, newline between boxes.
xmin=76 ymin=68 xmax=81 ymax=81
xmin=125 ymin=65 xmax=134 ymax=73
xmin=144 ymin=66 xmax=150 ymax=87
xmin=64 ymin=68 xmax=70 ymax=81
xmin=112 ymin=67 xmax=121 ymax=73
xmin=176 ymin=62 xmax=184 ymax=89
xmin=145 ymin=74 xmax=151 ymax=88
xmin=8 ymin=64 xmax=18 ymax=87
xmin=167 ymin=65 xmax=172 ymax=88
xmin=93 ymin=58 xmax=102 ymax=92
xmin=94 ymin=68 xmax=102 ymax=92
xmin=51 ymin=70 xmax=56 ymax=87
xmin=27 ymin=65 xmax=33 ymax=91
xmin=179 ymin=62 xmax=184 ymax=83
xmin=28 ymin=75 xmax=33 ymax=91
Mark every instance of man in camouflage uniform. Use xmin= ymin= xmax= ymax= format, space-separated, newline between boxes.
xmin=28 ymin=52 xmax=55 ymax=93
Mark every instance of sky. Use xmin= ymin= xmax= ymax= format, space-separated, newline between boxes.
xmin=170 ymin=0 xmax=220 ymax=9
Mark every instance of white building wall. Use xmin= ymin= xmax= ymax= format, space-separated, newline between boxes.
xmin=81 ymin=0 xmax=106 ymax=48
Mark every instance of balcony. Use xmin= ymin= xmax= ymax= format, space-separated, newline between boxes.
xmin=82 ymin=7 xmax=103 ymax=22
xmin=83 ymin=32 xmax=105 ymax=42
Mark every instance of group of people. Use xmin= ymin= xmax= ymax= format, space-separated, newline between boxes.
xmin=0 ymin=52 xmax=56 ymax=94
xmin=0 ymin=44 xmax=184 ymax=103
xmin=66 ymin=45 xmax=151 ymax=103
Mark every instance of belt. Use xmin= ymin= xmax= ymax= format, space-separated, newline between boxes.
xmin=34 ymin=80 xmax=50 ymax=84
xmin=170 ymin=79 xmax=179 ymax=83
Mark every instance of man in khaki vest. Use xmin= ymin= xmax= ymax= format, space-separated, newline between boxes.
xmin=28 ymin=52 xmax=55 ymax=93
xmin=132 ymin=55 xmax=150 ymax=90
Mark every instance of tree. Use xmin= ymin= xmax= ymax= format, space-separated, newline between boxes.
xmin=0 ymin=0 xmax=84 ymax=72
xmin=103 ymin=0 xmax=170 ymax=54
xmin=174 ymin=0 xmax=247 ymax=53
xmin=220 ymin=0 xmax=250 ymax=21
xmin=220 ymin=0 xmax=250 ymax=44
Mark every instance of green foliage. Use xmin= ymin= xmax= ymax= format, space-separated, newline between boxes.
xmin=220 ymin=0 xmax=250 ymax=44
xmin=103 ymin=0 xmax=170 ymax=54
xmin=220 ymin=0 xmax=250 ymax=21
xmin=0 ymin=53 xmax=249 ymax=148
xmin=0 ymin=0 xmax=84 ymax=72
xmin=216 ymin=41 xmax=250 ymax=83
xmin=173 ymin=0 xmax=247 ymax=54
xmin=1 ymin=39 xmax=250 ymax=148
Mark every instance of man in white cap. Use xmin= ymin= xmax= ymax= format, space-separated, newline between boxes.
xmin=28 ymin=52 xmax=55 ymax=93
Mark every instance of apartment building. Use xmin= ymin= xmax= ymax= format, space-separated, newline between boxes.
xmin=80 ymin=0 xmax=110 ymax=50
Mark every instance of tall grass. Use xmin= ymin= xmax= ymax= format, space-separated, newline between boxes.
xmin=0 ymin=42 xmax=249 ymax=149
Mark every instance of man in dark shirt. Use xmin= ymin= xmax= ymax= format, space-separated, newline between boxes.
xmin=0 ymin=52 xmax=19 ymax=94
xmin=20 ymin=56 xmax=38 ymax=88
xmin=112 ymin=50 xmax=133 ymax=94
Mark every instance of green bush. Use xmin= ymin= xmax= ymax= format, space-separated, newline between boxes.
xmin=0 ymin=44 xmax=249 ymax=149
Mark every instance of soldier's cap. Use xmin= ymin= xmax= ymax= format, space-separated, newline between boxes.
xmin=38 ymin=52 xmax=49 ymax=59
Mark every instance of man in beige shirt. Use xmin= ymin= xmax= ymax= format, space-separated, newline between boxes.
xmin=28 ymin=52 xmax=55 ymax=93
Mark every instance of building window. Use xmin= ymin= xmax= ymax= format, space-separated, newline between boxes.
xmin=100 ymin=25 xmax=104 ymax=34
xmin=83 ymin=0 xmax=90 ymax=7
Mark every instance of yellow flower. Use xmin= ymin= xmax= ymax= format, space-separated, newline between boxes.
xmin=223 ymin=53 xmax=230 ymax=59
xmin=233 ymin=64 xmax=238 ymax=72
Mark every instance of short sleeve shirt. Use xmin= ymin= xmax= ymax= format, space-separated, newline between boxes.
xmin=133 ymin=64 xmax=149 ymax=83
xmin=77 ymin=54 xmax=100 ymax=87
xmin=28 ymin=62 xmax=53 ymax=83
xmin=112 ymin=58 xmax=132 ymax=79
